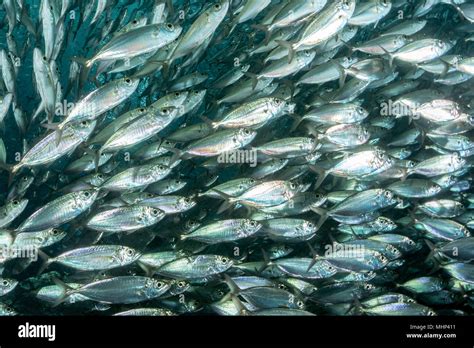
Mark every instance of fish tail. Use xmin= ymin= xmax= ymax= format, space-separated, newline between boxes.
xmin=36 ymin=249 xmax=53 ymax=275
xmin=51 ymin=277 xmax=77 ymax=307
xmin=243 ymin=72 xmax=259 ymax=90
xmin=275 ymin=40 xmax=295 ymax=64
xmin=309 ymin=165 xmax=328 ymax=189
xmin=212 ymin=189 xmax=237 ymax=214
xmin=251 ymin=24 xmax=271 ymax=45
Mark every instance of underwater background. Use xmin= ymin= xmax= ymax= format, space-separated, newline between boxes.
xmin=0 ymin=0 xmax=474 ymax=316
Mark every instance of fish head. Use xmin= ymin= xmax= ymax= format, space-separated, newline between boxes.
xmin=160 ymin=22 xmax=182 ymax=38
xmin=241 ymin=219 xmax=262 ymax=235
xmin=0 ymin=278 xmax=18 ymax=295
xmin=450 ymin=152 xmax=466 ymax=169
xmin=215 ymin=255 xmax=234 ymax=271
xmin=90 ymin=173 xmax=108 ymax=186
xmin=210 ymin=0 xmax=230 ymax=16
xmin=5 ymin=198 xmax=28 ymax=215
xmin=116 ymin=77 xmax=140 ymax=95
xmin=44 ymin=228 xmax=67 ymax=246
xmin=77 ymin=189 xmax=100 ymax=206
xmin=143 ymin=206 xmax=165 ymax=222
xmin=235 ymin=128 xmax=257 ymax=145
xmin=176 ymin=196 xmax=197 ymax=212
xmin=117 ymin=246 xmax=141 ymax=264
xmin=339 ymin=0 xmax=356 ymax=13
xmin=301 ymin=220 xmax=317 ymax=234
xmin=147 ymin=278 xmax=170 ymax=297
xmin=428 ymin=182 xmax=442 ymax=196
xmin=169 ymin=279 xmax=191 ymax=296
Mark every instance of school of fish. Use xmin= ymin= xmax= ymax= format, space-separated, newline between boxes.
xmin=0 ymin=0 xmax=474 ymax=316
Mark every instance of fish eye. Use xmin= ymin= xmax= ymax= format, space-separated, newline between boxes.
xmin=184 ymin=197 xmax=191 ymax=203
xmin=42 ymin=56 xmax=47 ymax=61
xmin=146 ymin=193 xmax=154 ymax=198
xmin=384 ymin=191 xmax=391 ymax=197
xmin=166 ymin=23 xmax=174 ymax=30
xmin=81 ymin=120 xmax=88 ymax=126
xmin=125 ymin=78 xmax=131 ymax=83
xmin=152 ymin=209 xmax=159 ymax=215
xmin=178 ymin=281 xmax=185 ymax=287
xmin=428 ymin=310 xmax=436 ymax=316
xmin=6 ymin=306 xmax=13 ymax=313
xmin=2 ymin=280 xmax=9 ymax=286
xmin=249 ymin=221 xmax=257 ymax=227
xmin=158 ymin=165 xmax=165 ymax=171
xmin=139 ymin=108 xmax=145 ymax=112
xmin=132 ymin=20 xmax=138 ymax=25
xmin=296 ymin=300 xmax=304 ymax=308
xmin=175 ymin=92 xmax=181 ymax=97
xmin=161 ymin=108 xmax=169 ymax=114
xmin=364 ymin=284 xmax=372 ymax=290
xmin=22 ymin=176 xmax=29 ymax=181
xmin=52 ymin=229 xmax=60 ymax=235
xmin=157 ymin=281 xmax=164 ymax=287
xmin=307 ymin=222 xmax=314 ymax=228
xmin=221 ymin=257 xmax=228 ymax=263
xmin=126 ymin=249 xmax=134 ymax=256
xmin=97 ymin=174 xmax=103 ymax=179
xmin=214 ymin=3 xmax=221 ymax=10
xmin=84 ymin=191 xmax=91 ymax=197
xmin=244 ymin=129 xmax=251 ymax=135
xmin=290 ymin=182 xmax=296 ymax=189
xmin=12 ymin=200 xmax=19 ymax=206
xmin=278 ymin=283 xmax=286 ymax=289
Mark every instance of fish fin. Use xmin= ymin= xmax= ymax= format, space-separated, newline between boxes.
xmin=199 ymin=115 xmax=218 ymax=129
xmin=211 ymin=189 xmax=236 ymax=214
xmin=223 ymin=273 xmax=241 ymax=295
xmin=166 ymin=0 xmax=174 ymax=16
xmin=250 ymin=24 xmax=271 ymax=45
xmin=0 ymin=163 xmax=18 ymax=187
xmin=333 ymin=62 xmax=347 ymax=88
xmin=306 ymin=242 xmax=321 ymax=272
xmin=72 ymin=56 xmax=93 ymax=91
xmin=41 ymin=122 xmax=59 ymax=129
xmin=258 ymin=248 xmax=271 ymax=273
xmin=289 ymin=113 xmax=303 ymax=132
xmin=230 ymin=294 xmax=250 ymax=315
xmin=137 ymin=261 xmax=155 ymax=277
xmin=243 ymin=72 xmax=259 ymax=90
xmin=378 ymin=45 xmax=394 ymax=68
xmin=423 ymin=238 xmax=439 ymax=268
xmin=51 ymin=277 xmax=76 ymax=307
xmin=308 ymin=165 xmax=328 ymax=189
xmin=351 ymin=293 xmax=365 ymax=316
xmin=36 ymin=250 xmax=53 ymax=275
xmin=338 ymin=39 xmax=354 ymax=55
xmin=167 ymin=147 xmax=184 ymax=167
xmin=275 ymin=40 xmax=295 ymax=63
